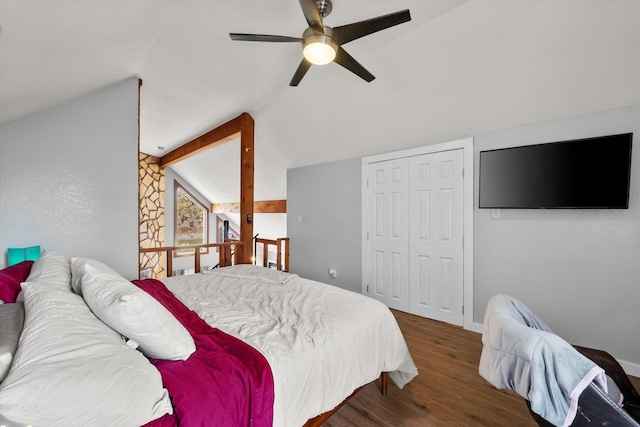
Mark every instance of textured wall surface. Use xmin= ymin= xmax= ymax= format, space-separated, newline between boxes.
xmin=287 ymin=157 xmax=362 ymax=293
xmin=0 ymin=78 xmax=140 ymax=278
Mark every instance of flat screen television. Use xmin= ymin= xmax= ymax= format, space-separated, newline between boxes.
xmin=479 ymin=133 xmax=633 ymax=209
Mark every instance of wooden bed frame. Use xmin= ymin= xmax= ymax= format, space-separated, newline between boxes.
xmin=303 ymin=372 xmax=388 ymax=427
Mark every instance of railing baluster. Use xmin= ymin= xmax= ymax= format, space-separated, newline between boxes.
xmin=283 ymin=238 xmax=289 ymax=272
xmin=276 ymin=240 xmax=282 ymax=271
xmin=194 ymin=249 xmax=201 ymax=274
xmin=166 ymin=249 xmax=173 ymax=277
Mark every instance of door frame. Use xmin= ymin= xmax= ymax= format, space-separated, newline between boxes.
xmin=361 ymin=137 xmax=475 ymax=331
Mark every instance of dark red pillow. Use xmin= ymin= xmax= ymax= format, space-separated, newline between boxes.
xmin=0 ymin=261 xmax=34 ymax=303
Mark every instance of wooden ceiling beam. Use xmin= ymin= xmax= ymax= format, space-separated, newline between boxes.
xmin=212 ymin=199 xmax=286 ymax=214
xmin=158 ymin=115 xmax=244 ymax=168
xmin=158 ymin=112 xmax=255 ymax=264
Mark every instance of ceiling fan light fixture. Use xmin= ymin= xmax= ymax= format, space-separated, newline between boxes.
xmin=230 ymin=4 xmax=412 ymax=86
xmin=302 ymin=32 xmax=338 ymax=65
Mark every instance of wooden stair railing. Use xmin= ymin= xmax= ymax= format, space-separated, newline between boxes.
xmin=139 ymin=241 xmax=242 ymax=278
xmin=140 ymin=237 xmax=290 ymax=278
xmin=255 ymin=237 xmax=290 ymax=272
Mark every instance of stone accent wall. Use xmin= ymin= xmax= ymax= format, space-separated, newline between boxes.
xmin=139 ymin=153 xmax=166 ymax=278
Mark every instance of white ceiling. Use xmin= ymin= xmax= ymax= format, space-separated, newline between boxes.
xmin=1 ymin=0 xmax=639 ymax=205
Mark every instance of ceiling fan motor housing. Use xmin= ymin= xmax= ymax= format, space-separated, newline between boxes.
xmin=315 ymin=0 xmax=333 ymax=17
xmin=302 ymin=26 xmax=338 ymax=46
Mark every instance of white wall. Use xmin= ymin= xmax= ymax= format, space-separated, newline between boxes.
xmin=0 ymin=78 xmax=139 ymax=279
xmin=287 ymin=157 xmax=362 ymax=292
xmin=287 ymin=104 xmax=640 ymax=374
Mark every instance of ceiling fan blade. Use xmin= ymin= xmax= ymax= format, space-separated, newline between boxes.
xmin=333 ymin=47 xmax=375 ymax=82
xmin=333 ymin=9 xmax=411 ymax=45
xmin=289 ymin=58 xmax=313 ymax=86
xmin=230 ymin=33 xmax=302 ymax=42
xmin=298 ymin=0 xmax=324 ymax=32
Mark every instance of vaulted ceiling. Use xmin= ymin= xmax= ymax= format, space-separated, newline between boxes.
xmin=1 ymin=0 xmax=639 ymax=205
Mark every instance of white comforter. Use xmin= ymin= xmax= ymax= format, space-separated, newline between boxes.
xmin=162 ymin=265 xmax=417 ymax=427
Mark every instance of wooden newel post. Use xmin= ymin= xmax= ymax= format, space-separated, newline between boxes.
xmin=239 ymin=113 xmax=255 ymax=264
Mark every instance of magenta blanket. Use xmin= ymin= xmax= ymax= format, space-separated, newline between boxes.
xmin=133 ymin=279 xmax=274 ymax=427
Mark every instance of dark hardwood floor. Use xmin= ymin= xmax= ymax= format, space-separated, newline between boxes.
xmin=324 ymin=310 xmax=640 ymax=427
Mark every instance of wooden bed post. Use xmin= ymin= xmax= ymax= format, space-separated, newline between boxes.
xmin=380 ymin=371 xmax=388 ymax=395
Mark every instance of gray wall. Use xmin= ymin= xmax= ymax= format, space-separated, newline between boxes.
xmin=0 ymin=78 xmax=140 ymax=279
xmin=474 ymin=104 xmax=640 ymax=369
xmin=287 ymin=104 xmax=640 ymax=372
xmin=287 ymin=157 xmax=362 ymax=293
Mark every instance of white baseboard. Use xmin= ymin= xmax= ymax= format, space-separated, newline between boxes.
xmin=465 ymin=322 xmax=483 ymax=334
xmin=466 ymin=322 xmax=640 ymax=379
xmin=620 ymin=360 xmax=640 ymax=378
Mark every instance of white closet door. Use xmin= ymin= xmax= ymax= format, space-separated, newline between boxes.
xmin=363 ymin=158 xmax=410 ymax=311
xmin=409 ymin=149 xmax=464 ymax=325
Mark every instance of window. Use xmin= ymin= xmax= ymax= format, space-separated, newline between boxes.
xmin=174 ymin=182 xmax=209 ymax=257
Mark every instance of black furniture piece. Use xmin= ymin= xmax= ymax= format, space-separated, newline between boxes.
xmin=480 ymin=294 xmax=640 ymax=427
xmin=525 ymin=344 xmax=640 ymax=426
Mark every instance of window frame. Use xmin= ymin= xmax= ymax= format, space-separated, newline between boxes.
xmin=174 ymin=181 xmax=209 ymax=257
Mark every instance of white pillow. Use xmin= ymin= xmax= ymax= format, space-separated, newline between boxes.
xmin=25 ymin=249 xmax=71 ymax=290
xmin=0 ymin=303 xmax=24 ymax=383
xmin=0 ymin=282 xmax=173 ymax=427
xmin=70 ymin=257 xmax=121 ymax=296
xmin=80 ymin=264 xmax=196 ymax=360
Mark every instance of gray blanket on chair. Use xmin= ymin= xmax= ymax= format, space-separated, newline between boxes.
xmin=479 ymin=294 xmax=607 ymax=427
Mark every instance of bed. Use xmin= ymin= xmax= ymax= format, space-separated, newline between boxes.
xmin=0 ymin=250 xmax=418 ymax=427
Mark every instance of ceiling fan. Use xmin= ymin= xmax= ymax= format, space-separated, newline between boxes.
xmin=230 ymin=0 xmax=411 ymax=86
